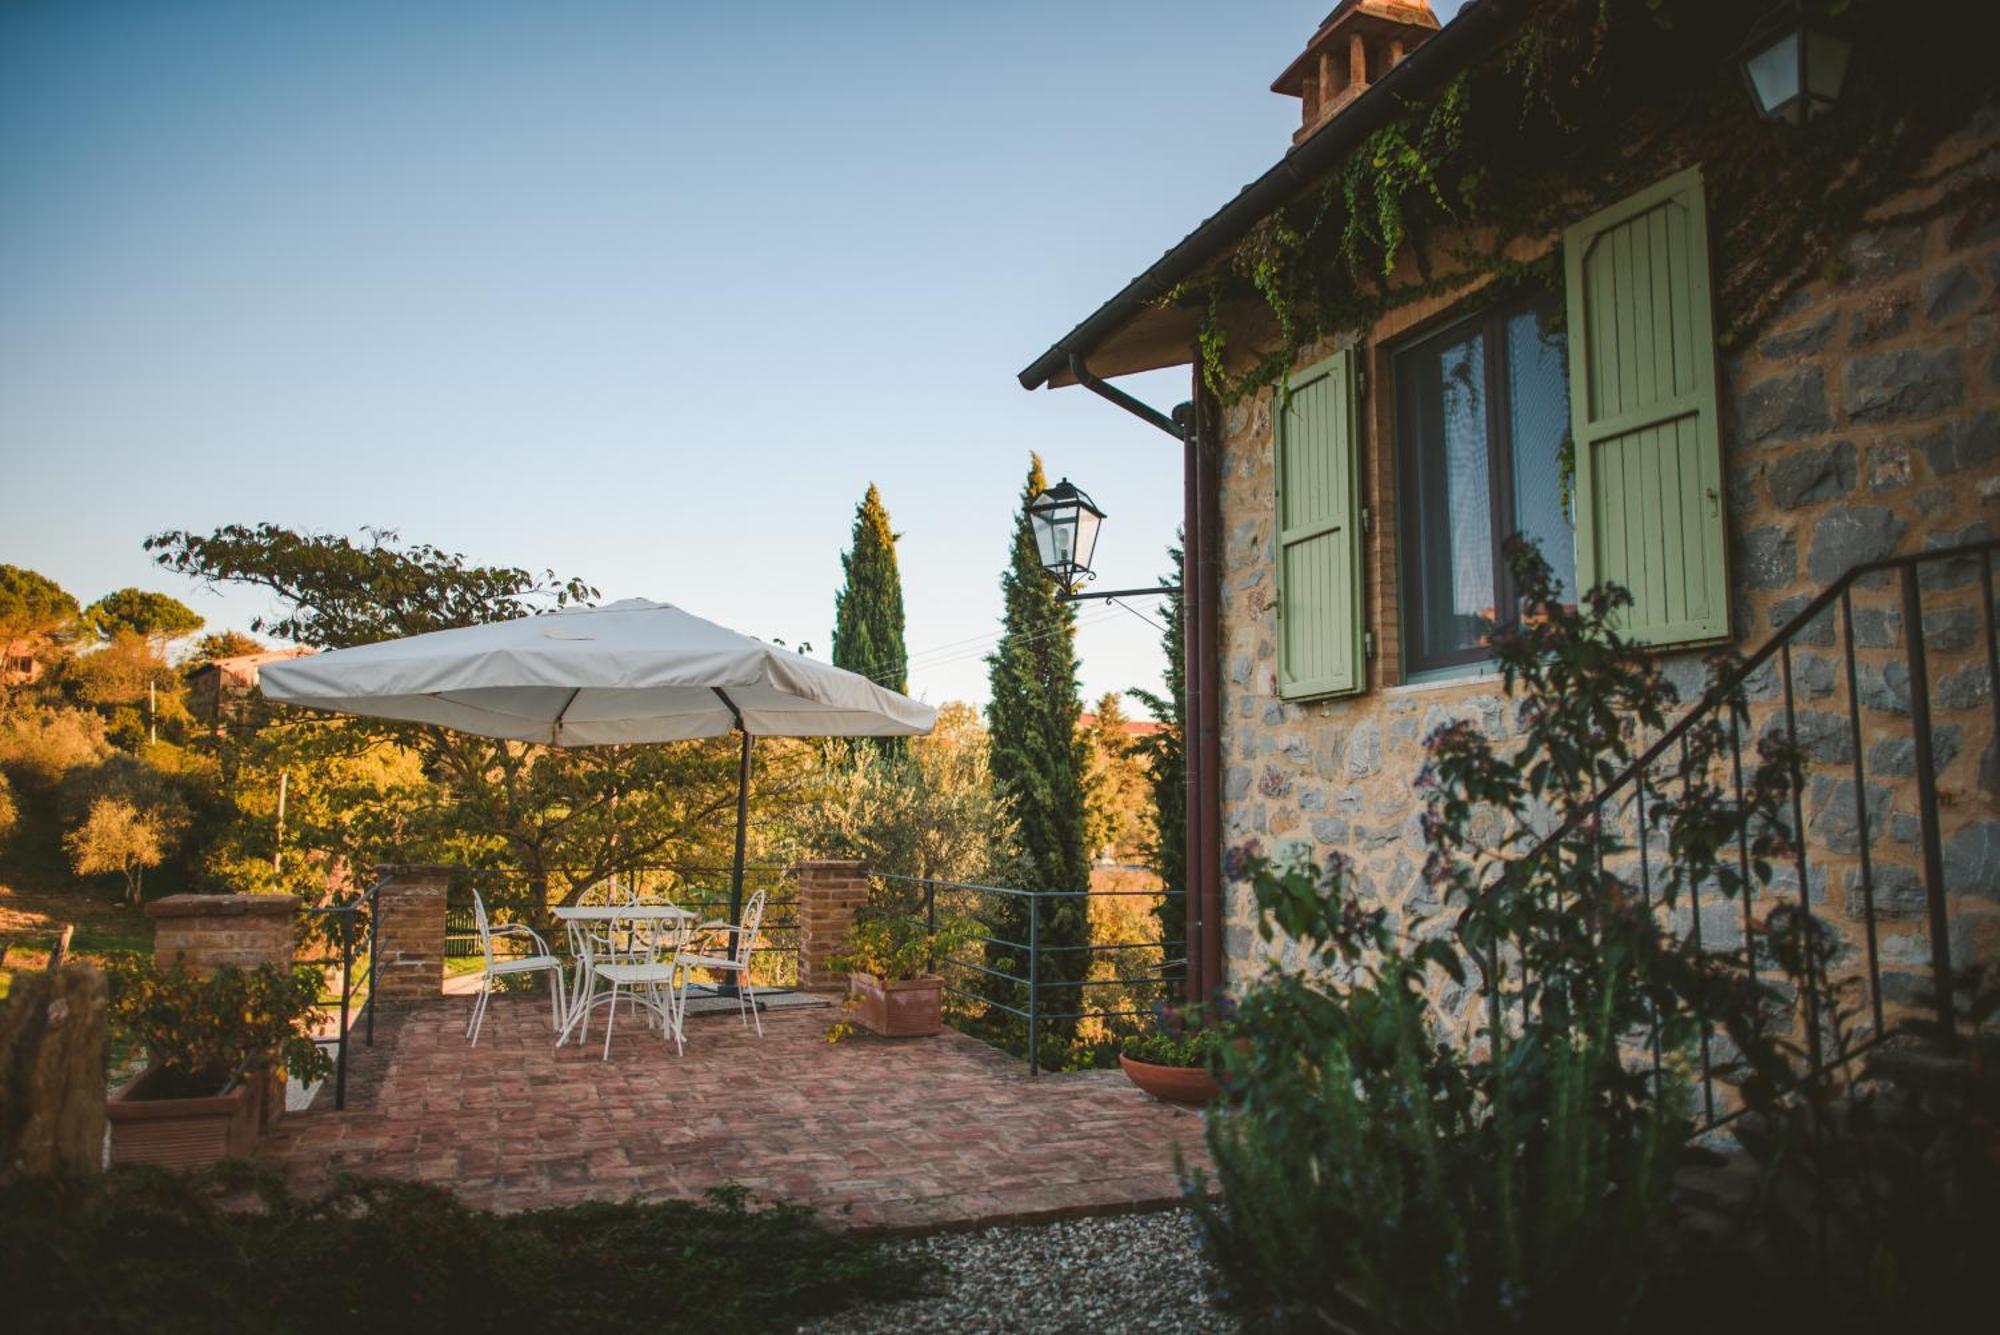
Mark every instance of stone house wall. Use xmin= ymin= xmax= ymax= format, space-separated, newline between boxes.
xmin=1212 ymin=110 xmax=2000 ymax=1012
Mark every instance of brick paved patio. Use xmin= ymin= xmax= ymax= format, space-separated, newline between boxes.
xmin=258 ymin=995 xmax=1210 ymax=1231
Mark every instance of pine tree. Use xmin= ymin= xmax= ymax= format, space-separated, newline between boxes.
xmin=985 ymin=454 xmax=1092 ymax=1054
xmin=831 ymin=484 xmax=909 ymax=754
xmin=1128 ymin=539 xmax=1187 ymax=988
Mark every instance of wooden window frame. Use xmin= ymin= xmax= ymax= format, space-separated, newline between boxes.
xmin=1392 ymin=289 xmax=1565 ymax=677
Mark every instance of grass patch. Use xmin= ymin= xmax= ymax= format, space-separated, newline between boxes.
xmin=2 ymin=1164 xmax=935 ymax=1334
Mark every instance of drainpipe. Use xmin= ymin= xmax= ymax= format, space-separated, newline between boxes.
xmin=1191 ymin=379 xmax=1223 ymax=1004
xmin=1066 ymin=353 xmax=1217 ymax=1002
xmin=1180 ymin=402 xmax=1205 ymax=1004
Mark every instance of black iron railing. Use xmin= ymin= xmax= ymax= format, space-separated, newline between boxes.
xmin=295 ymin=877 xmax=382 ymax=1111
xmin=865 ymin=872 xmax=1187 ymax=1075
xmin=1465 ymin=538 xmax=1999 ymax=1133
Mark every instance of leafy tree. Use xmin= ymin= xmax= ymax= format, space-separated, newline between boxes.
xmin=188 ymin=630 xmax=266 ymax=664
xmin=802 ymin=701 xmax=1015 ymax=885
xmin=148 ymin=524 xmax=781 ymax=917
xmin=1081 ymin=692 xmax=1154 ymax=863
xmin=83 ymin=588 xmax=202 ymax=647
xmin=0 ymin=564 xmax=79 ymax=645
xmin=1127 ymin=540 xmax=1186 ymax=977
xmin=0 ymin=705 xmax=111 ymax=788
xmin=0 ymin=565 xmax=79 ymax=699
xmin=984 ymin=454 xmax=1091 ymax=1048
xmin=65 ymin=796 xmax=170 ymax=904
xmin=831 ymin=484 xmax=909 ymax=756
xmin=0 ymin=771 xmax=16 ymax=844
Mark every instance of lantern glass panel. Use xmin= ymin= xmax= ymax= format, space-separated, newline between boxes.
xmin=1745 ymin=28 xmax=1803 ymax=123
xmin=1030 ymin=495 xmax=1064 ymax=570
xmin=1071 ymin=505 xmax=1102 ymax=574
xmin=1804 ymin=27 xmax=1851 ymax=110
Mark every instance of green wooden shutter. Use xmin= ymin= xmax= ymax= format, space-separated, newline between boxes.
xmin=1564 ymin=166 xmax=1730 ymax=647
xmin=1275 ymin=349 xmax=1364 ymax=700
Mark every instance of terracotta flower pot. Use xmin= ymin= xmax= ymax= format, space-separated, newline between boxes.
xmin=107 ymin=1067 xmax=261 ymax=1169
xmin=848 ymin=973 xmax=943 ymax=1037
xmin=1119 ymin=1053 xmax=1221 ymax=1106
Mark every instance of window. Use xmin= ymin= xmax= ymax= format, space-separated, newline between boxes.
xmin=1394 ymin=294 xmax=1572 ymax=675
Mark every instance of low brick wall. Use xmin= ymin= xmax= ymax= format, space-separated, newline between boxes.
xmin=146 ymin=894 xmax=299 ymax=971
xmin=372 ymin=864 xmax=450 ymax=1003
xmin=795 ymin=860 xmax=867 ymax=992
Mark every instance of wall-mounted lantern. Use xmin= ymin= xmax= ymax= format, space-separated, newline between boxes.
xmin=1738 ymin=1 xmax=1852 ymax=125
xmin=1028 ymin=477 xmax=1177 ymax=603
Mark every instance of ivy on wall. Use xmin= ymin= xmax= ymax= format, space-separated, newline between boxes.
xmin=1174 ymin=0 xmax=1996 ymax=402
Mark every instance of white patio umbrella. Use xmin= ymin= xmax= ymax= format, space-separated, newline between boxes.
xmin=259 ymin=597 xmax=934 ymax=933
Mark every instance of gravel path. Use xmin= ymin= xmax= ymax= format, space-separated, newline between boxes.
xmin=802 ymin=1208 xmax=1238 ymax=1334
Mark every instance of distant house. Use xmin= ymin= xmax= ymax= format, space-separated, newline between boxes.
xmin=1018 ymin=0 xmax=1997 ymax=1003
xmin=2 ymin=638 xmax=43 ymax=689
xmin=186 ymin=647 xmax=316 ymax=727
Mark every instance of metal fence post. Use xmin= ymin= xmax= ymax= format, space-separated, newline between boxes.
xmin=1027 ymin=892 xmax=1041 ymax=1077
xmin=1902 ymin=563 xmax=1957 ymax=1045
xmin=364 ymin=882 xmax=379 ymax=1047
xmin=335 ymin=909 xmax=353 ymax=1111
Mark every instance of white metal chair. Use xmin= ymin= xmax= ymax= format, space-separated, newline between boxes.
xmin=560 ymin=881 xmax=652 ymax=1047
xmin=465 ymin=890 xmax=567 ymax=1046
xmin=671 ymin=888 xmax=768 ymax=1039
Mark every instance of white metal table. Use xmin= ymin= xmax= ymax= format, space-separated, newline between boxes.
xmin=551 ymin=903 xmax=697 ymax=1050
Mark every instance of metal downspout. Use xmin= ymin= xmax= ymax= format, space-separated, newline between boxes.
xmin=1064 ymin=353 xmax=1213 ymax=1000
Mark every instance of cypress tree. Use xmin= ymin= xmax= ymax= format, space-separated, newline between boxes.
xmin=832 ymin=484 xmax=909 ymax=754
xmin=985 ymin=454 xmax=1092 ymax=1054
xmin=1127 ymin=538 xmax=1186 ymax=988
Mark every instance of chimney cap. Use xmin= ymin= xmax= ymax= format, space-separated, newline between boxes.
xmin=1271 ymin=0 xmax=1442 ymax=96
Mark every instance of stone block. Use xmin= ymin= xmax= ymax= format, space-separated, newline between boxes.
xmin=1806 ymin=503 xmax=1905 ymax=583
xmin=1922 ymin=262 xmax=1984 ymax=324
xmin=1735 ymin=525 xmax=1797 ymax=590
xmin=1737 ymin=368 xmax=1831 ymax=445
xmin=1845 ymin=347 xmax=1964 ymax=423
xmin=1767 ymin=440 xmax=1857 ymax=509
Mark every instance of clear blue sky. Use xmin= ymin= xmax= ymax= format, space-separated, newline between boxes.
xmin=0 ymin=0 xmax=1467 ymax=712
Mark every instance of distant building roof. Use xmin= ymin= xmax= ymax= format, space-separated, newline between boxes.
xmin=1079 ymin=712 xmax=1166 ymax=739
xmin=189 ymin=646 xmax=316 ymax=688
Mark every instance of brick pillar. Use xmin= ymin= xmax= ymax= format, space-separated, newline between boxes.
xmin=146 ymin=894 xmax=299 ymax=970
xmin=796 ymin=860 xmax=867 ymax=993
xmin=372 ymin=864 xmax=451 ymax=1003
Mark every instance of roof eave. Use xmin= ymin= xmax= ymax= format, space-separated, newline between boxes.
xmin=1017 ymin=0 xmax=1516 ymax=392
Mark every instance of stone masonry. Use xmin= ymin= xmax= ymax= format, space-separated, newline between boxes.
xmin=146 ymin=894 xmax=300 ymax=971
xmin=371 ymin=864 xmax=450 ymax=1003
xmin=1210 ymin=110 xmax=2000 ymax=1019
xmin=796 ymin=859 xmax=868 ymax=992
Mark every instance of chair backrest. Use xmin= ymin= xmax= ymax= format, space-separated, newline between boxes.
xmin=734 ymin=888 xmax=767 ymax=969
xmin=470 ymin=889 xmax=496 ymax=969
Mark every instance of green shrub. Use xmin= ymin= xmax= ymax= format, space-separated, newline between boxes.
xmin=832 ymin=911 xmax=978 ymax=982
xmin=107 ymin=956 xmax=332 ymax=1097
xmin=0 ymin=1165 xmax=934 ymax=1334
xmin=1121 ymin=1024 xmax=1222 ymax=1068
xmin=1192 ymin=539 xmax=1798 ymax=1333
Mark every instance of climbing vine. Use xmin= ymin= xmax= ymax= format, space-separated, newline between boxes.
xmin=1172 ymin=0 xmax=1995 ymax=402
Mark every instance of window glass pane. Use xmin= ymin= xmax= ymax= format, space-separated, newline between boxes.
xmin=1505 ymin=308 xmax=1574 ymax=602
xmin=1408 ymin=328 xmax=1493 ymax=663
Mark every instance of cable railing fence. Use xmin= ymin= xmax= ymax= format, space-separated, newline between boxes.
xmin=864 ymin=872 xmax=1187 ymax=1075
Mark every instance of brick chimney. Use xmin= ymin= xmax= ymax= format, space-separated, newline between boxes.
xmin=1272 ymin=1 xmax=1442 ymax=146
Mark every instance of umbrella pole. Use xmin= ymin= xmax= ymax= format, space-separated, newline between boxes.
xmin=717 ymin=728 xmax=752 ymax=998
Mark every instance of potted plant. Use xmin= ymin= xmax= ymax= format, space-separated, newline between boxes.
xmin=833 ymin=913 xmax=976 ymax=1038
xmin=1118 ymin=1014 xmax=1225 ymax=1106
xmin=106 ymin=957 xmax=332 ymax=1168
